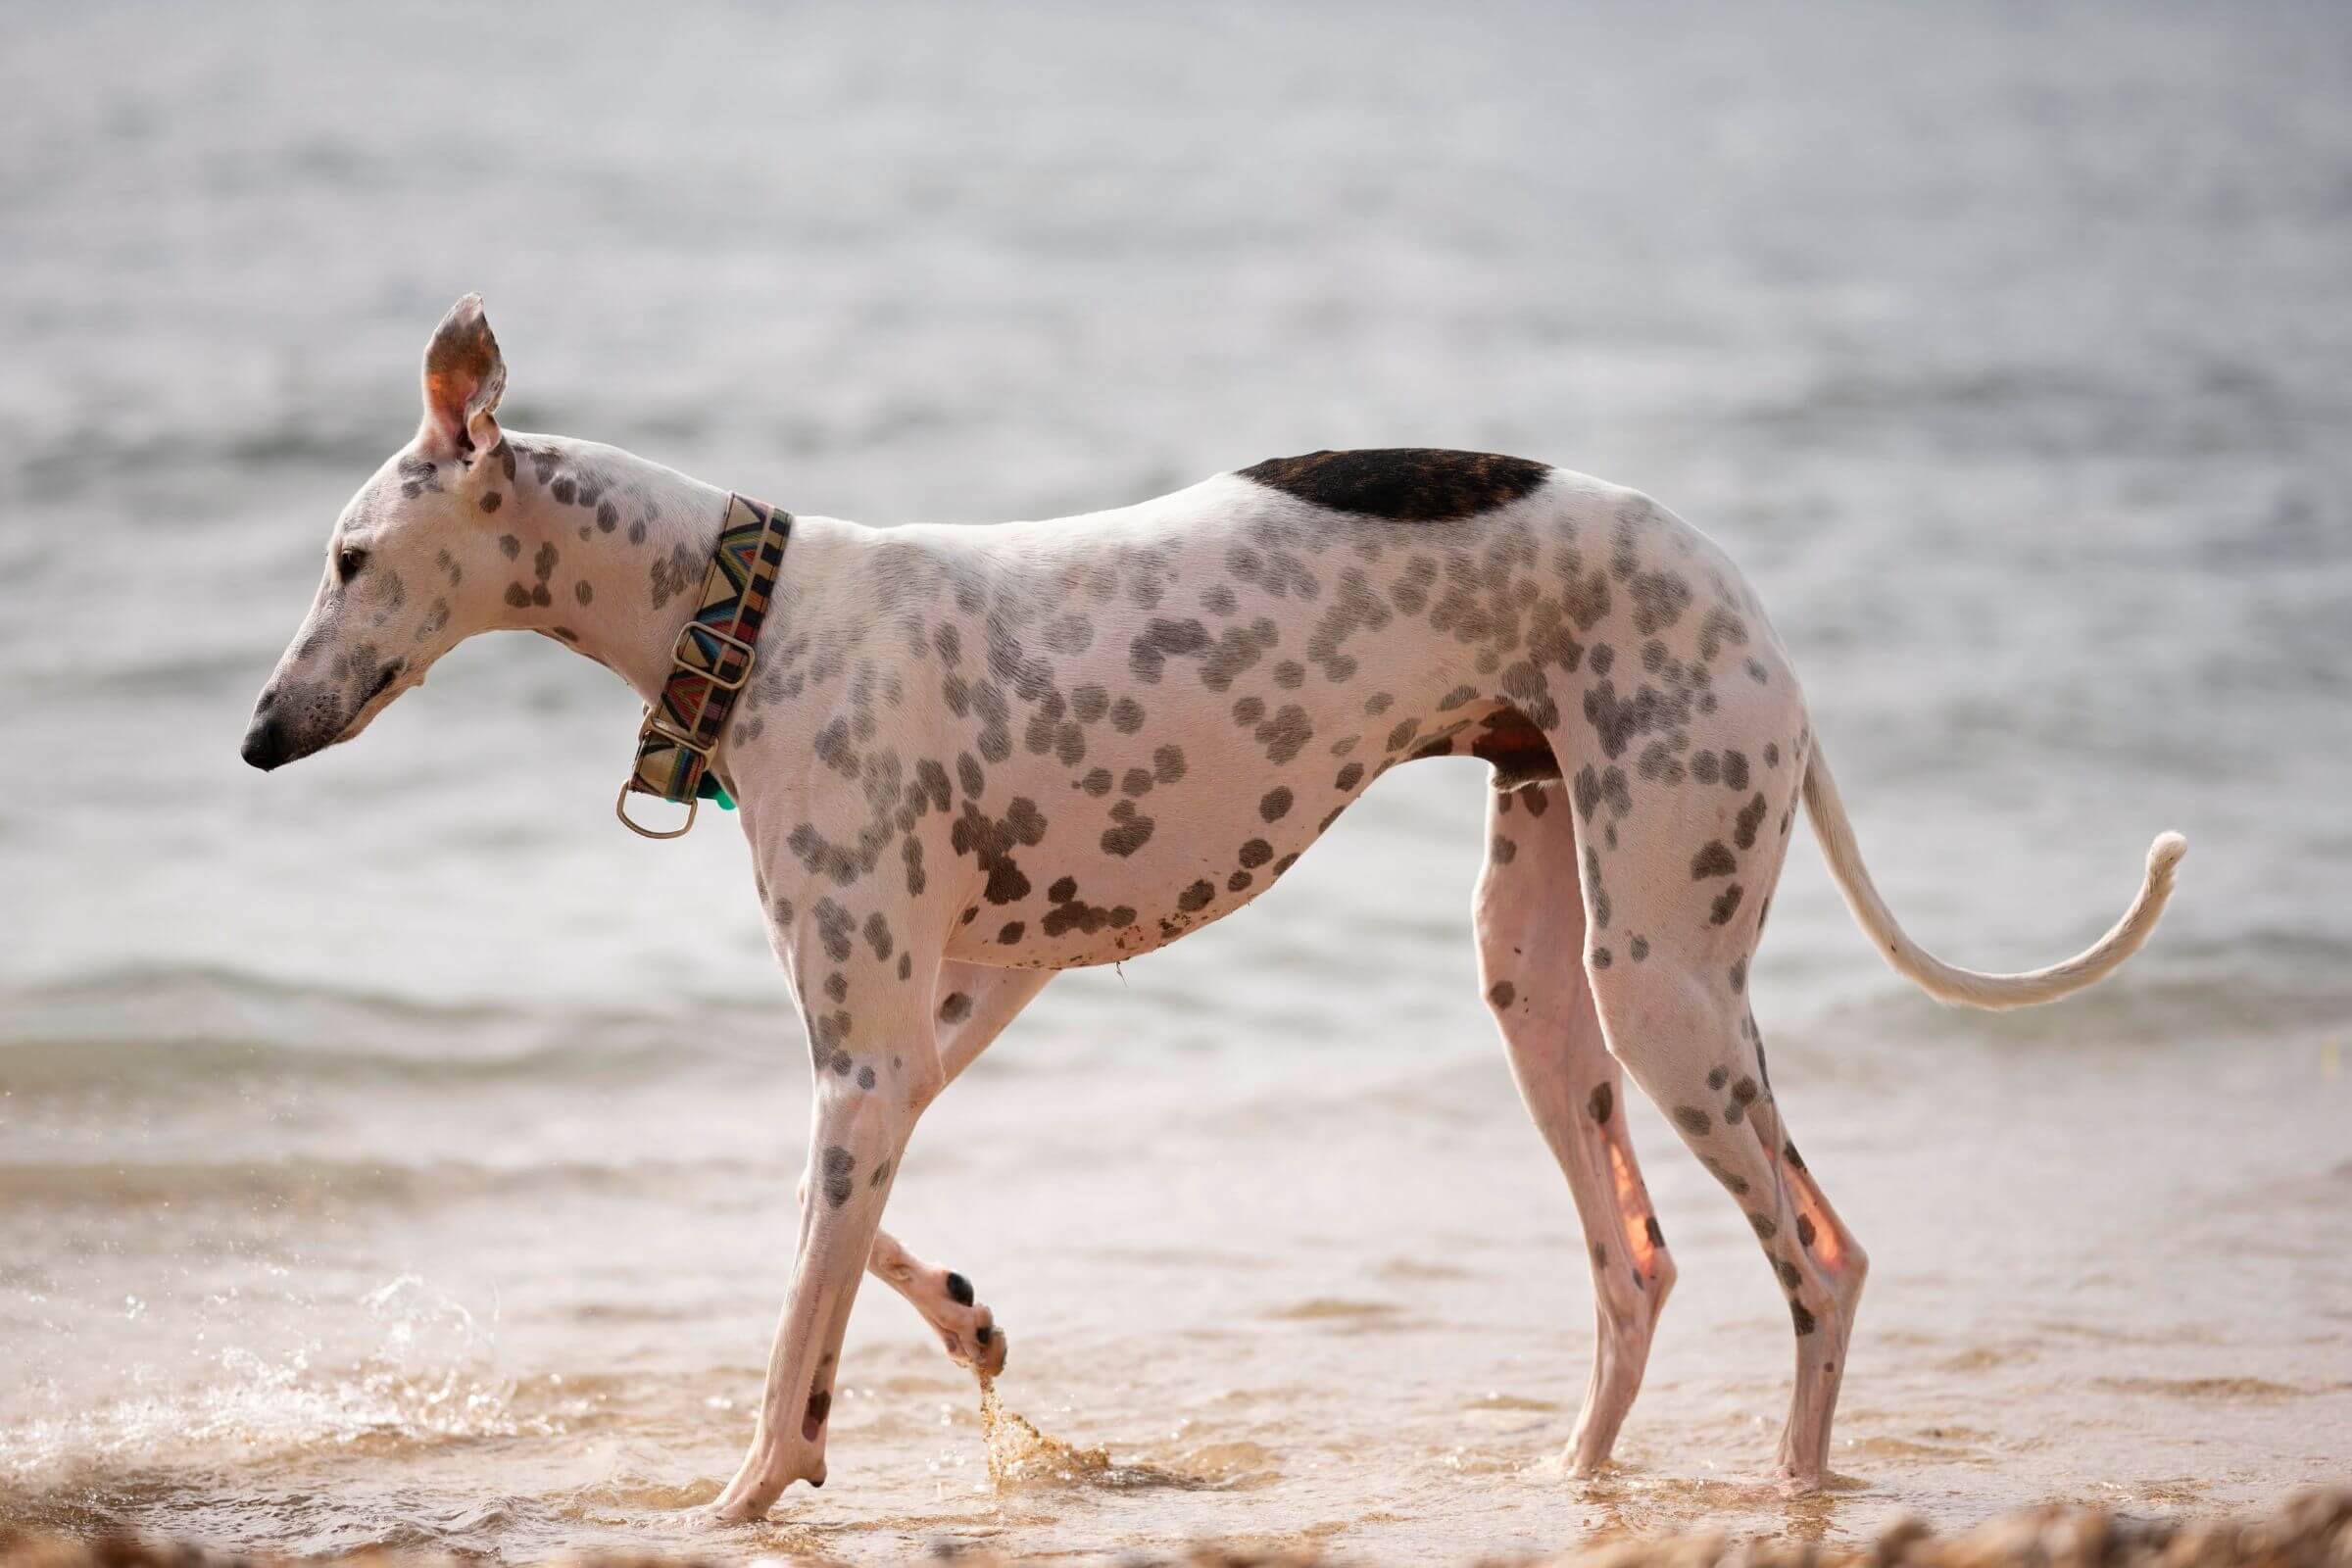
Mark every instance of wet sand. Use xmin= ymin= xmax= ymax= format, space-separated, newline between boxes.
xmin=4 ymin=1491 xmax=2348 ymax=1568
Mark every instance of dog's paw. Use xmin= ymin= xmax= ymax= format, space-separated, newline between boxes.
xmin=941 ymin=1309 xmax=1008 ymax=1378
xmin=922 ymin=1268 xmax=1008 ymax=1376
xmin=974 ymin=1316 xmax=1008 ymax=1377
xmin=696 ymin=1496 xmax=768 ymax=1528
xmin=699 ymin=1448 xmax=827 ymax=1525
xmin=1773 ymin=1465 xmax=1828 ymax=1499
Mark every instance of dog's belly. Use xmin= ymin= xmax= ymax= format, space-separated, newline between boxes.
xmin=937 ymin=693 xmax=1544 ymax=970
xmin=937 ymin=763 xmax=1337 ymax=969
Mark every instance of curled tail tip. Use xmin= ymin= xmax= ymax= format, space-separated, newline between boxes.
xmin=2149 ymin=831 xmax=2188 ymax=879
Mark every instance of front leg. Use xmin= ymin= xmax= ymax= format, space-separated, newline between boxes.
xmin=931 ymin=958 xmax=1052 ymax=1087
xmin=861 ymin=960 xmax=1052 ymax=1377
xmin=708 ymin=938 xmax=948 ymax=1523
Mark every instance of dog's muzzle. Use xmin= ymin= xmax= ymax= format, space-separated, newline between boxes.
xmin=242 ymin=662 xmax=405 ymax=769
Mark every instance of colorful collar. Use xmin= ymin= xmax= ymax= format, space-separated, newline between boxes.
xmin=615 ymin=493 xmax=791 ymax=839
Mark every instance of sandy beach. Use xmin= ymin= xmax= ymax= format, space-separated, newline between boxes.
xmin=4 ymin=1491 xmax=2349 ymax=1567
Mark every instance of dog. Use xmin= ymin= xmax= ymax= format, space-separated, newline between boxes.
xmin=242 ymin=296 xmax=2185 ymax=1519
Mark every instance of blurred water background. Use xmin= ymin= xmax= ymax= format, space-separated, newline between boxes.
xmin=2 ymin=2 xmax=2347 ymax=1561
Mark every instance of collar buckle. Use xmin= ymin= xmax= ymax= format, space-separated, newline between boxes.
xmin=676 ymin=622 xmax=758 ymax=692
xmin=640 ymin=710 xmax=717 ymax=760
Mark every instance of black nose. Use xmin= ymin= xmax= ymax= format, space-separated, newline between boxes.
xmin=242 ymin=712 xmax=284 ymax=771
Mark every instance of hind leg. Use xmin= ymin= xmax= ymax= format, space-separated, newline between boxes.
xmin=1606 ymin=993 xmax=1869 ymax=1490
xmin=1569 ymin=724 xmax=1867 ymax=1491
xmin=1478 ymin=781 xmax=1678 ymax=1475
xmin=1737 ymin=1088 xmax=1868 ymax=1482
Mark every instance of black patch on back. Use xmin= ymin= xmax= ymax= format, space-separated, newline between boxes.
xmin=1238 ymin=448 xmax=1551 ymax=522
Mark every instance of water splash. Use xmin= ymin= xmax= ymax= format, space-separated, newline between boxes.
xmin=971 ymin=1377 xmax=1263 ymax=1494
xmin=0 ymin=1275 xmax=526 ymax=1487
xmin=975 ymin=1376 xmax=1112 ymax=1490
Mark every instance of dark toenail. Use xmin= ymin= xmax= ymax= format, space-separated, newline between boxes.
xmin=946 ymin=1271 xmax=975 ymax=1306
xmin=975 ymin=1323 xmax=993 ymax=1345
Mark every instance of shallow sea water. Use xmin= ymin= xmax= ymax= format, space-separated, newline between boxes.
xmin=2 ymin=3 xmax=2348 ymax=1561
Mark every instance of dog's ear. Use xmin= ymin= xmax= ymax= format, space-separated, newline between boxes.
xmin=419 ymin=293 xmax=507 ymax=464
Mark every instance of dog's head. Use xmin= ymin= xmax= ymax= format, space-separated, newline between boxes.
xmin=243 ymin=295 xmax=519 ymax=770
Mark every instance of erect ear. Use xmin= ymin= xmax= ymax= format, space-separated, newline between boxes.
xmin=418 ymin=293 xmax=507 ymax=463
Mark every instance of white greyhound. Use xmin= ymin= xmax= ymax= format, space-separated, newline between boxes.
xmin=243 ymin=297 xmax=2184 ymax=1518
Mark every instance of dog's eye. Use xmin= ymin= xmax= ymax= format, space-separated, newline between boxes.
xmin=335 ymin=546 xmax=368 ymax=582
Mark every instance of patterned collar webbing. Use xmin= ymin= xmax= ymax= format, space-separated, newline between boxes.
xmin=614 ymin=493 xmax=790 ymax=839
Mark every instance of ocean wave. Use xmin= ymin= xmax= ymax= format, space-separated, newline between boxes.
xmin=8 ymin=421 xmax=407 ymax=502
xmin=1728 ymin=358 xmax=2335 ymax=461
xmin=0 ymin=647 xmax=290 ymax=700
xmin=0 ymin=1032 xmax=702 ymax=1095
xmin=1806 ymin=960 xmax=2352 ymax=1053
xmin=0 ymin=1152 xmax=773 ymax=1210
xmin=0 ymin=964 xmax=782 ymax=1096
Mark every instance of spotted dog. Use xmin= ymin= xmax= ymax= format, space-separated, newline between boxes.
xmin=243 ymin=297 xmax=2185 ymax=1517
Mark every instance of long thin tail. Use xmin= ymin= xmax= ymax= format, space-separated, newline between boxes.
xmin=1801 ymin=742 xmax=2186 ymax=1009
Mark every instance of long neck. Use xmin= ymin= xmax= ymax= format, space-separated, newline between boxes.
xmin=494 ymin=432 xmax=737 ymax=706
